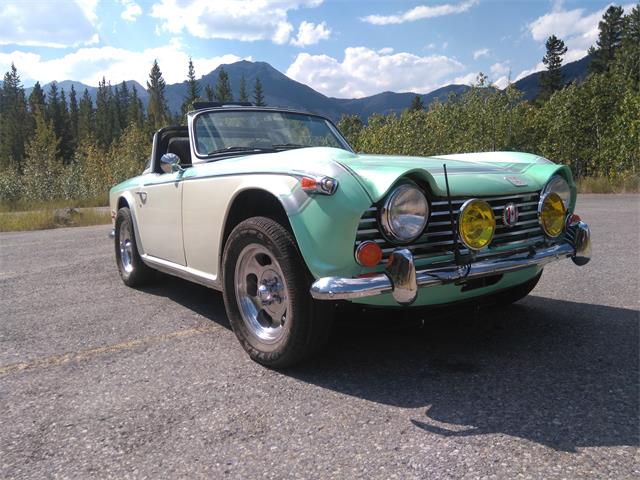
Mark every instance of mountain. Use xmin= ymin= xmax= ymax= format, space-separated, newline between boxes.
xmin=165 ymin=60 xmax=344 ymax=119
xmin=331 ymin=84 xmax=471 ymax=119
xmin=513 ymin=55 xmax=592 ymax=101
xmin=17 ymin=56 xmax=591 ymax=121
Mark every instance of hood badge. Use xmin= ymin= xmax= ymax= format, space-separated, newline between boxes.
xmin=503 ymin=202 xmax=519 ymax=227
xmin=505 ymin=176 xmax=527 ymax=187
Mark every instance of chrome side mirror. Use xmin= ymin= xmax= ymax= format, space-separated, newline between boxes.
xmin=160 ymin=153 xmax=183 ymax=174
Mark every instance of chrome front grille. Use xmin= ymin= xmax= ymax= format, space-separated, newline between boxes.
xmin=355 ymin=191 xmax=544 ymax=263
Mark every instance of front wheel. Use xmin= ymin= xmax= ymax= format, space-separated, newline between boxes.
xmin=222 ymin=216 xmax=333 ymax=368
xmin=114 ymin=207 xmax=154 ymax=287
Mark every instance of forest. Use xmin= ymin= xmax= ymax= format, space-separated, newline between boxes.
xmin=0 ymin=4 xmax=637 ymax=207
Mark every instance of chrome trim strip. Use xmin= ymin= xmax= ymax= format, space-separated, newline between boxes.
xmin=492 ymin=226 xmax=542 ymax=239
xmin=311 ymin=238 xmax=587 ymax=303
xmin=141 ymin=254 xmax=222 ymax=290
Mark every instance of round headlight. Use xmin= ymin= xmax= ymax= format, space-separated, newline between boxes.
xmin=538 ymin=192 xmax=566 ymax=237
xmin=542 ymin=175 xmax=571 ymax=208
xmin=380 ymin=185 xmax=429 ymax=243
xmin=458 ymin=199 xmax=496 ymax=250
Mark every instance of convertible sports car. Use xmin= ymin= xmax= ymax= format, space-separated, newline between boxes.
xmin=109 ymin=102 xmax=591 ymax=367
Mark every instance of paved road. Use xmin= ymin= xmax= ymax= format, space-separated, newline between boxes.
xmin=1 ymin=194 xmax=638 ymax=479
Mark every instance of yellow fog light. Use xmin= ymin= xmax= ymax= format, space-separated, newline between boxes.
xmin=458 ymin=199 xmax=496 ymax=250
xmin=539 ymin=192 xmax=566 ymax=237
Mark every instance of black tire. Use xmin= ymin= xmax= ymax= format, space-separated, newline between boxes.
xmin=222 ymin=216 xmax=333 ymax=368
xmin=492 ymin=270 xmax=543 ymax=306
xmin=114 ymin=206 xmax=154 ymax=287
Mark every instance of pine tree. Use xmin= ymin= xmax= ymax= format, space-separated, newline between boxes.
xmin=110 ymin=83 xmax=122 ymax=141
xmin=214 ymin=67 xmax=233 ymax=102
xmin=28 ymin=81 xmax=45 ymax=115
xmin=204 ymin=84 xmax=214 ymax=102
xmin=253 ymin=76 xmax=266 ymax=106
xmin=128 ymin=85 xmax=145 ymax=127
xmin=58 ymin=88 xmax=74 ymax=162
xmin=589 ymin=5 xmax=625 ymax=74
xmin=538 ymin=35 xmax=568 ymax=102
xmin=409 ymin=95 xmax=424 ymax=111
xmin=118 ymin=81 xmax=130 ymax=127
xmin=69 ymin=85 xmax=79 ymax=143
xmin=46 ymin=82 xmax=62 ymax=139
xmin=146 ymin=60 xmax=169 ymax=131
xmin=182 ymin=58 xmax=201 ymax=115
xmin=78 ymin=88 xmax=94 ymax=141
xmin=238 ymin=75 xmax=249 ymax=102
xmin=95 ymin=77 xmax=112 ymax=147
xmin=0 ymin=64 xmax=29 ymax=172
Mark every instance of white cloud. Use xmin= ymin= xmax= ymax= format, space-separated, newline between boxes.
xmin=120 ymin=0 xmax=143 ymax=22
xmin=378 ymin=47 xmax=394 ymax=55
xmin=286 ymin=47 xmax=464 ymax=98
xmin=290 ymin=21 xmax=331 ymax=47
xmin=150 ymin=0 xmax=323 ymax=44
xmin=473 ymin=48 xmax=490 ymax=60
xmin=0 ymin=0 xmax=98 ymax=48
xmin=361 ymin=0 xmax=477 ymax=25
xmin=527 ymin=3 xmax=635 ymax=63
xmin=1 ymin=39 xmax=246 ymax=87
xmin=490 ymin=62 xmax=509 ymax=78
xmin=425 ymin=43 xmax=436 ymax=50
xmin=452 ymin=72 xmax=479 ymax=85
xmin=492 ymin=76 xmax=509 ymax=89
xmin=75 ymin=0 xmax=99 ymax=24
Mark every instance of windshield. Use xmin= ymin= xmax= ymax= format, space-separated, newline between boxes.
xmin=193 ymin=110 xmax=351 ymax=158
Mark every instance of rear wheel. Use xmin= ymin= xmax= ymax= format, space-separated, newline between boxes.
xmin=222 ymin=216 xmax=333 ymax=368
xmin=115 ymin=207 xmax=154 ymax=287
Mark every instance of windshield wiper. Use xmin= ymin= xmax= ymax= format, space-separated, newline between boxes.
xmin=208 ymin=146 xmax=276 ymax=155
xmin=271 ymin=143 xmax=309 ymax=150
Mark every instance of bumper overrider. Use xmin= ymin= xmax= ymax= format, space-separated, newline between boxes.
xmin=310 ymin=219 xmax=591 ymax=306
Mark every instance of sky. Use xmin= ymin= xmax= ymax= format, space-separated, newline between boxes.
xmin=0 ymin=0 xmax=633 ymax=98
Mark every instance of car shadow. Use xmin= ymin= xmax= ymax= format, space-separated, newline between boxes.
xmin=138 ymin=276 xmax=639 ymax=453
xmin=291 ymin=296 xmax=639 ymax=452
xmin=139 ymin=273 xmax=230 ymax=329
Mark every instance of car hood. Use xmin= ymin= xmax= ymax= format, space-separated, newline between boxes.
xmin=323 ymin=148 xmax=570 ymax=202
xmin=187 ymin=147 xmax=570 ymax=203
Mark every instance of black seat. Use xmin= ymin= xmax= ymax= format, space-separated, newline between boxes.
xmin=167 ymin=138 xmax=192 ymax=166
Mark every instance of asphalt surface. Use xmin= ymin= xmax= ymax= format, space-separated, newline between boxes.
xmin=1 ymin=194 xmax=638 ymax=479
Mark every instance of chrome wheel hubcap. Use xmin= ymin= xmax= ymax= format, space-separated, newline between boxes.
xmin=119 ymin=223 xmax=134 ymax=274
xmin=234 ymin=244 xmax=289 ymax=343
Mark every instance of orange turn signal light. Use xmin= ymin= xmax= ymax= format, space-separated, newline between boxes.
xmin=356 ymin=241 xmax=382 ymax=267
xmin=301 ymin=176 xmax=317 ymax=190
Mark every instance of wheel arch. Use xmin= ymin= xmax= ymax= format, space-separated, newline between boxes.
xmin=114 ymin=191 xmax=146 ymax=256
xmin=220 ymin=188 xmax=296 ymax=268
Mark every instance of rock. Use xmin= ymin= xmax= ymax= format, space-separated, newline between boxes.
xmin=53 ymin=207 xmax=81 ymax=226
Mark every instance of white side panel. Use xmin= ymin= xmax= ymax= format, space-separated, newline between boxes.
xmin=136 ymin=174 xmax=186 ymax=265
xmin=181 ymin=174 xmax=298 ymax=279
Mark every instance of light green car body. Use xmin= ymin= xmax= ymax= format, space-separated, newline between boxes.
xmin=111 ymin=144 xmax=575 ymax=308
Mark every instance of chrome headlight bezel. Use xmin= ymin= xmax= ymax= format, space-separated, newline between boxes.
xmin=380 ymin=184 xmax=430 ymax=244
xmin=542 ymin=174 xmax=571 ymax=209
xmin=457 ymin=198 xmax=496 ymax=251
xmin=538 ymin=191 xmax=566 ymax=238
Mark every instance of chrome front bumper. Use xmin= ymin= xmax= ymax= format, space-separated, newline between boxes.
xmin=310 ymin=220 xmax=591 ymax=305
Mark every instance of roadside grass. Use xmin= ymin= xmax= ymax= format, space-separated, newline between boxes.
xmin=0 ymin=208 xmax=111 ymax=232
xmin=576 ymin=175 xmax=639 ymax=194
xmin=0 ymin=195 xmax=108 ymax=213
